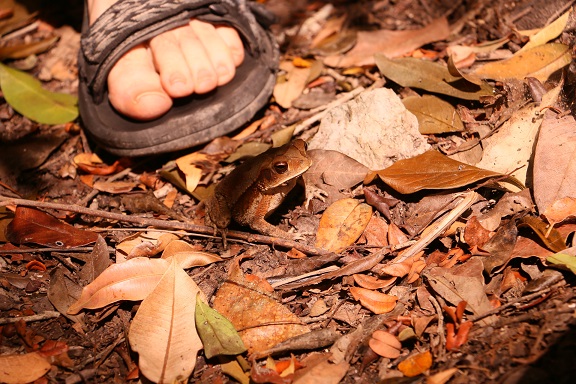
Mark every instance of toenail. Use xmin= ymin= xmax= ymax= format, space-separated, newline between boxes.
xmin=197 ymin=69 xmax=216 ymax=87
xmin=217 ymin=64 xmax=230 ymax=78
xmin=170 ymin=74 xmax=187 ymax=86
xmin=135 ymin=92 xmax=171 ymax=105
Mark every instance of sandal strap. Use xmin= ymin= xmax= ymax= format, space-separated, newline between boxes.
xmin=80 ymin=0 xmax=277 ymax=103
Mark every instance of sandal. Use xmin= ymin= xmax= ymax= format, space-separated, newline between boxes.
xmin=78 ymin=0 xmax=279 ymax=156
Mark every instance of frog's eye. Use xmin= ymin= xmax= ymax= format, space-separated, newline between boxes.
xmin=273 ymin=162 xmax=289 ymax=174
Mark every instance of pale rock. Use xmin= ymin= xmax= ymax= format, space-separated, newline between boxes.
xmin=309 ymin=88 xmax=429 ymax=170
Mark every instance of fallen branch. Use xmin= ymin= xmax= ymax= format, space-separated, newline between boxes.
xmin=0 ymin=196 xmax=331 ymax=255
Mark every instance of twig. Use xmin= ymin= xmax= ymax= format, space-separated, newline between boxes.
xmin=0 ymin=246 xmax=98 ymax=254
xmin=469 ymin=286 xmax=557 ymax=323
xmin=78 ymin=167 xmax=133 ymax=207
xmin=0 ymin=311 xmax=60 ymax=325
xmin=429 ymin=294 xmax=446 ymax=360
xmin=391 ymin=191 xmax=480 ymax=263
xmin=0 ymin=196 xmax=331 ymax=256
xmin=271 ymin=265 xmax=339 ymax=288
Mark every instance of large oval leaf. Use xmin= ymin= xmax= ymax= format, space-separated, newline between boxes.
xmin=375 ymin=151 xmax=502 ymax=194
xmin=67 ymin=258 xmax=169 ymax=314
xmin=315 ymin=198 xmax=372 ymax=252
xmin=375 ymin=54 xmax=493 ymax=100
xmin=0 ymin=62 xmax=78 ymax=124
xmin=473 ymin=43 xmax=571 ymax=82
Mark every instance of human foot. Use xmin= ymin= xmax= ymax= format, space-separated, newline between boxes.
xmin=87 ymin=0 xmax=245 ymax=121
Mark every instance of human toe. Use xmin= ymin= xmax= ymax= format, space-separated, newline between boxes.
xmin=149 ymin=28 xmax=195 ymax=98
xmin=189 ymin=20 xmax=237 ymax=87
xmin=107 ymin=45 xmax=172 ymax=120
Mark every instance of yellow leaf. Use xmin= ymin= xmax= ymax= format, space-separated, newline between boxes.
xmin=398 ymin=350 xmax=433 ymax=377
xmin=473 ymin=43 xmax=571 ymax=82
xmin=519 ymin=9 xmax=571 ymax=52
xmin=315 ymin=198 xmax=372 ymax=252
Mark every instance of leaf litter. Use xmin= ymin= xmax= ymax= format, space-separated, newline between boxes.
xmin=1 ymin=1 xmax=576 ymax=383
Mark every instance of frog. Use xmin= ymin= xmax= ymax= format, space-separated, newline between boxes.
xmin=204 ymin=139 xmax=311 ymax=242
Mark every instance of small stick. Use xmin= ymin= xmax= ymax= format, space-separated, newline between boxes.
xmin=391 ymin=191 xmax=480 ymax=263
xmin=0 ymin=311 xmax=60 ymax=325
xmin=0 ymin=196 xmax=331 ymax=256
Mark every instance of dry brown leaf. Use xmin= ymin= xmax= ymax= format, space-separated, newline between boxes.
xmin=519 ymin=9 xmax=571 ymax=52
xmin=67 ymin=258 xmax=169 ymax=314
xmin=311 ymin=14 xmax=347 ymax=47
xmin=375 ymin=55 xmax=494 ymax=100
xmin=476 ymin=82 xmax=562 ymax=185
xmin=518 ymin=216 xmax=566 ymax=253
xmin=6 ymin=206 xmax=99 ymax=248
xmin=464 ymin=216 xmax=493 ymax=249
xmin=305 ymin=149 xmax=369 ymax=190
xmin=388 ymin=222 xmax=409 ymax=245
xmin=349 ymin=286 xmax=397 ymax=314
xmin=403 ymin=95 xmax=464 ymax=134
xmin=115 ymin=231 xmax=180 ymax=262
xmin=274 ymin=61 xmax=311 ymax=108
xmin=353 ymin=274 xmax=396 ymax=290
xmin=533 ymin=114 xmax=576 ymax=213
xmin=426 ymin=368 xmax=459 ymax=384
xmin=160 ymin=239 xmax=223 ymax=268
xmin=315 ymin=198 xmax=372 ymax=252
xmin=175 ymin=152 xmax=209 ymax=192
xmin=376 ymin=151 xmax=502 ymax=194
xmin=427 ymin=258 xmax=493 ymax=319
xmin=542 ymin=197 xmax=576 ymax=225
xmin=0 ymin=352 xmax=51 ymax=384
xmin=473 ymin=43 xmax=571 ymax=82
xmin=510 ymin=235 xmax=554 ymax=261
xmin=129 ymin=259 xmax=202 ymax=383
xmin=361 ymin=215 xmax=389 ymax=247
xmin=398 ymin=350 xmax=433 ymax=377
xmin=406 ymin=258 xmax=427 ymax=284
xmin=92 ymin=180 xmax=138 ymax=194
xmin=292 ymin=353 xmax=349 ymax=384
xmin=368 ymin=330 xmax=402 ymax=358
xmin=324 ymin=17 xmax=449 ymax=67
xmin=212 ymin=258 xmax=309 ymax=353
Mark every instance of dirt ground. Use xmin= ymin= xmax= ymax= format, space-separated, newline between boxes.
xmin=1 ymin=0 xmax=576 ymax=383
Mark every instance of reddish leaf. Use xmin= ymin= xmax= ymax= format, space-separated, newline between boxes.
xmin=369 ymin=330 xmax=402 ymax=358
xmin=375 ymin=151 xmax=502 ymax=194
xmin=6 ymin=207 xmax=98 ymax=248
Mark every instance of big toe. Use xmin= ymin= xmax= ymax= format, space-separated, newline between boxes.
xmin=107 ymin=45 xmax=172 ymax=120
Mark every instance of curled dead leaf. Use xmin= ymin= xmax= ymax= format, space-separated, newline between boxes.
xmin=349 ymin=286 xmax=397 ymax=314
xmin=369 ymin=330 xmax=402 ymax=358
xmin=353 ymin=274 xmax=397 ymax=290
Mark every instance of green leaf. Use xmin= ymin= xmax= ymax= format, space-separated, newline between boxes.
xmin=375 ymin=54 xmax=494 ymax=100
xmin=546 ymin=253 xmax=576 ymax=275
xmin=195 ymin=296 xmax=246 ymax=359
xmin=0 ymin=62 xmax=78 ymax=124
